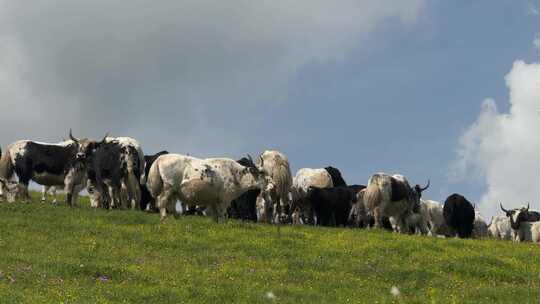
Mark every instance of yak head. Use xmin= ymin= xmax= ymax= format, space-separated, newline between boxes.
xmin=69 ymin=129 xmax=108 ymax=161
xmin=238 ymin=154 xmax=266 ymax=191
xmin=409 ymin=180 xmax=430 ymax=211
xmin=501 ymin=202 xmax=531 ymax=230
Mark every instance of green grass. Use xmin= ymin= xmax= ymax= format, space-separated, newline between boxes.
xmin=1 ymin=193 xmax=540 ymax=303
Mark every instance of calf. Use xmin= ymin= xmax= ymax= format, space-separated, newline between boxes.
xmin=421 ymin=199 xmax=452 ymax=237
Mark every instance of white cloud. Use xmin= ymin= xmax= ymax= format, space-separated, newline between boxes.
xmin=453 ymin=60 xmax=540 ymax=216
xmin=0 ymin=1 xmax=424 ymax=154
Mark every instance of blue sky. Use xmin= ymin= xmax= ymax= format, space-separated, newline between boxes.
xmin=251 ymin=1 xmax=540 ymax=210
xmin=1 ymin=1 xmax=540 ymax=217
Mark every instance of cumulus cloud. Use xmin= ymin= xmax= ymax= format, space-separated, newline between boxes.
xmin=453 ymin=61 xmax=540 ymax=215
xmin=0 ymin=0 xmax=423 ymax=155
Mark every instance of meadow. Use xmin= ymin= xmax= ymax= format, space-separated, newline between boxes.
xmin=1 ymin=193 xmax=539 ymax=303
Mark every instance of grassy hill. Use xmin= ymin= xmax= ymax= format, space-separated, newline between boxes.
xmin=1 ymin=193 xmax=540 ymax=303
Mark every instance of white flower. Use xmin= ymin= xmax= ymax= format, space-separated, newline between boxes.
xmin=390 ymin=286 xmax=400 ymax=297
xmin=266 ymin=291 xmax=276 ymax=300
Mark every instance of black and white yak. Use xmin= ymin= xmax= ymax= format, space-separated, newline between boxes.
xmin=86 ymin=137 xmax=144 ymax=210
xmin=363 ymin=172 xmax=430 ymax=234
xmin=0 ymin=131 xmax=105 ymax=205
xmin=500 ymin=203 xmax=540 ymax=242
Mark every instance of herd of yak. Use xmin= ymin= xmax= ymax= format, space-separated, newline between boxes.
xmin=0 ymin=131 xmax=538 ymax=243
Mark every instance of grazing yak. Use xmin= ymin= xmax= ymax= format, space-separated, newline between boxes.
xmin=227 ymin=188 xmax=260 ymax=221
xmin=349 ymin=188 xmax=391 ymax=229
xmin=256 ymin=150 xmax=293 ymax=223
xmin=363 ymin=173 xmax=429 ymax=233
xmin=292 ymin=168 xmax=334 ymax=202
xmin=500 ymin=203 xmax=540 ymax=242
xmin=292 ymin=168 xmax=334 ymax=224
xmin=306 ymin=185 xmax=365 ymax=226
xmin=147 ymin=153 xmax=267 ymax=221
xmin=227 ymin=156 xmax=261 ymax=222
xmin=487 ymin=215 xmax=513 ymax=240
xmin=86 ymin=137 xmax=143 ymax=209
xmin=140 ymin=151 xmax=169 ymax=211
xmin=0 ymin=131 xmax=105 ymax=205
xmin=301 ymin=166 xmax=366 ymax=227
xmin=404 ymin=201 xmax=431 ymax=235
xmin=348 ymin=191 xmax=393 ymax=230
xmin=420 ymin=199 xmax=452 ymax=236
xmin=443 ymin=194 xmax=475 ymax=238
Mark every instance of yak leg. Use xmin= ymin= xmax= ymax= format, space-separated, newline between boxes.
xmin=64 ymin=167 xmax=83 ymax=207
xmin=64 ymin=182 xmax=75 ymax=207
xmin=396 ymin=217 xmax=409 ymax=234
xmin=157 ymin=186 xmax=174 ymax=221
xmin=372 ymin=207 xmax=383 ymax=229
xmin=207 ymin=203 xmax=221 ymax=223
xmin=110 ymin=185 xmax=121 ymax=210
xmin=210 ymin=204 xmax=219 ymax=223
xmin=71 ymin=184 xmax=83 ymax=207
xmin=418 ymin=218 xmax=430 ymax=235
xmin=50 ymin=186 xmax=58 ymax=204
xmin=42 ymin=186 xmax=58 ymax=204
xmin=126 ymin=173 xmax=141 ymax=210
xmin=166 ymin=199 xmax=178 ymax=218
xmin=41 ymin=186 xmax=48 ymax=202
xmin=216 ymin=202 xmax=228 ymax=223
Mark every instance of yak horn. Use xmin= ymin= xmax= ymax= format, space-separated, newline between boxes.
xmin=500 ymin=202 xmax=508 ymax=213
xmin=69 ymin=129 xmax=78 ymax=143
xmin=99 ymin=133 xmax=109 ymax=144
xmin=420 ymin=180 xmax=430 ymax=192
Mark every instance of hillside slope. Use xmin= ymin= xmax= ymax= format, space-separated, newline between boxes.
xmin=0 ymin=194 xmax=539 ymax=303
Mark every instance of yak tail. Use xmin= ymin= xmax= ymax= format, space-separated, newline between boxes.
xmin=146 ymin=159 xmax=163 ymax=200
xmin=0 ymin=145 xmax=14 ymax=183
xmin=124 ymin=154 xmax=141 ymax=208
xmin=363 ymin=181 xmax=382 ymax=211
xmin=138 ymin=149 xmax=146 ymax=186
xmin=274 ymin=162 xmax=293 ymax=202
